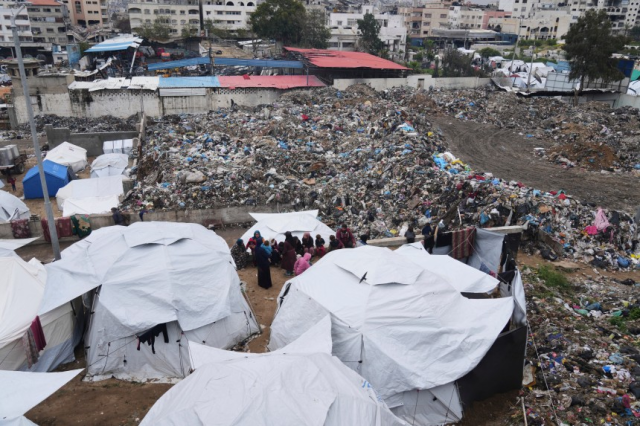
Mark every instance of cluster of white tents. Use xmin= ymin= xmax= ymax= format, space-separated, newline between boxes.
xmin=1 ymin=214 xmax=527 ymax=426
xmin=0 ymin=191 xmax=30 ymax=223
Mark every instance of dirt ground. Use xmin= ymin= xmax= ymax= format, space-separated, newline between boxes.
xmin=431 ymin=117 xmax=640 ymax=212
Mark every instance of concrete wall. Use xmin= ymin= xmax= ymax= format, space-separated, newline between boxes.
xmin=333 ymin=75 xmax=492 ymax=92
xmin=615 ymin=93 xmax=640 ymax=109
xmin=333 ymin=78 xmax=407 ymax=91
xmin=45 ymin=126 xmax=140 ymax=157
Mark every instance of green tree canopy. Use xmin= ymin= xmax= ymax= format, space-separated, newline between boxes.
xmin=563 ymin=9 xmax=627 ymax=93
xmin=478 ymin=47 xmax=501 ymax=59
xmin=630 ymin=25 xmax=640 ymax=42
xmin=357 ymin=13 xmax=384 ymax=56
xmin=441 ymin=48 xmax=481 ymax=77
xmin=300 ymin=9 xmax=330 ymax=49
xmin=249 ymin=0 xmax=306 ymax=45
xmin=136 ymin=17 xmax=171 ymax=41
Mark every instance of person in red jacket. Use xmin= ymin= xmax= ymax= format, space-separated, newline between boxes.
xmin=336 ymin=223 xmax=355 ymax=248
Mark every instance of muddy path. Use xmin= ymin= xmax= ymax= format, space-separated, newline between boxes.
xmin=431 ymin=117 xmax=640 ymax=213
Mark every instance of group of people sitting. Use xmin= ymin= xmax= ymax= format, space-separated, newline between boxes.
xmin=230 ymin=224 xmax=368 ymax=290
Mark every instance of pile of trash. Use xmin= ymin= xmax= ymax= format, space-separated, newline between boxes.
xmin=20 ymin=114 xmax=139 ymax=133
xmin=122 ymin=84 xmax=639 ymax=270
xmin=428 ymin=89 xmax=640 ymax=172
xmin=516 ymin=265 xmax=640 ymax=426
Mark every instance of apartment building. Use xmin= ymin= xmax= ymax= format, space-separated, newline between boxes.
xmin=27 ymin=0 xmax=68 ymax=45
xmin=128 ymin=0 xmax=200 ymax=38
xmin=398 ymin=4 xmax=450 ymax=38
xmin=0 ymin=5 xmax=32 ymax=46
xmin=487 ymin=9 xmax=572 ymax=39
xmin=61 ymin=0 xmax=108 ymax=27
xmin=328 ymin=5 xmax=406 ymax=53
xmin=448 ymin=6 xmax=485 ymax=29
xmin=482 ymin=9 xmax=511 ymax=29
xmin=201 ymin=0 xmax=258 ymax=31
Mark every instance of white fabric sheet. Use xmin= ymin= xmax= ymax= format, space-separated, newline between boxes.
xmin=269 ymin=246 xmax=513 ymax=426
xmin=44 ymin=142 xmax=87 ymax=173
xmin=240 ymin=210 xmax=335 ymax=246
xmin=0 ymin=191 xmax=30 ymax=223
xmin=0 ymin=238 xmax=38 ymax=251
xmin=90 ymin=153 xmax=129 ymax=178
xmin=55 ymin=175 xmax=124 ymax=211
xmin=468 ymin=228 xmax=505 ymax=275
xmin=141 ymin=316 xmax=406 ymax=426
xmin=62 ymin=195 xmax=120 ymax=217
xmin=409 ymin=253 xmax=499 ymax=294
xmin=0 ymin=369 xmax=82 ymax=420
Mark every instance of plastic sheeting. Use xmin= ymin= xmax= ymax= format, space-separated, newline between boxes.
xmin=468 ymin=228 xmax=505 ymax=275
xmin=0 ymin=191 xmax=30 ymax=223
xmin=62 ymin=195 xmax=120 ymax=217
xmin=90 ymin=153 xmax=129 ymax=178
xmin=269 ymin=246 xmax=513 ymax=426
xmin=55 ymin=175 xmax=124 ymax=211
xmin=41 ymin=222 xmax=260 ymax=381
xmin=141 ymin=317 xmax=407 ymax=426
xmin=0 ymin=368 xmax=82 ymax=423
xmin=417 ymin=254 xmax=499 ymax=294
xmin=44 ymin=142 xmax=88 ymax=173
xmin=240 ymin=210 xmax=335 ymax=246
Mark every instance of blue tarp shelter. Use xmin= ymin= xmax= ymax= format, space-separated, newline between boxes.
xmin=23 ymin=160 xmax=72 ymax=199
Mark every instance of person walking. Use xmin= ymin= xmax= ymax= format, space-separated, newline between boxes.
xmin=255 ymin=238 xmax=272 ymax=290
xmin=7 ymin=175 xmax=16 ymax=192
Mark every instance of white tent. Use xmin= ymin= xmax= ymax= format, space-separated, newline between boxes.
xmin=40 ymin=222 xmax=260 ymax=381
xmin=141 ymin=317 xmax=407 ymax=426
xmin=55 ymin=175 xmax=124 ymax=212
xmin=0 ymin=191 xmax=30 ymax=223
xmin=269 ymin=245 xmax=514 ymax=426
xmin=0 ymin=369 xmax=82 ymax=425
xmin=90 ymin=153 xmax=129 ymax=178
xmin=0 ymin=255 xmax=78 ymax=372
xmin=240 ymin=210 xmax=335 ymax=245
xmin=44 ymin=142 xmax=88 ymax=173
xmin=62 ymin=195 xmax=120 ymax=217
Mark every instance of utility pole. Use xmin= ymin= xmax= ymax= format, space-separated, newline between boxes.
xmin=11 ymin=4 xmax=61 ymax=261
xmin=526 ymin=14 xmax=536 ymax=92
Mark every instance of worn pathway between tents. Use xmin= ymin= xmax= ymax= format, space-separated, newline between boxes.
xmin=432 ymin=117 xmax=640 ymax=213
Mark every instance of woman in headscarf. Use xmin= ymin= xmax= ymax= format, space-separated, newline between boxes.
xmin=301 ymin=232 xmax=315 ymax=257
xmin=315 ymin=234 xmax=326 ymax=258
xmin=294 ymin=253 xmax=312 ymax=276
xmin=270 ymin=239 xmax=282 ymax=265
xmin=293 ymin=236 xmax=304 ymax=256
xmin=255 ymin=238 xmax=272 ymax=289
xmin=247 ymin=230 xmax=261 ymax=266
xmin=230 ymin=239 xmax=248 ymax=270
xmin=281 ymin=231 xmax=297 ymax=276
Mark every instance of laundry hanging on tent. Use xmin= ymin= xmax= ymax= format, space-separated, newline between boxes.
xmin=10 ymin=219 xmax=31 ymax=238
xmin=451 ymin=227 xmax=476 ymax=260
xmin=71 ymin=215 xmax=92 ymax=238
xmin=137 ymin=323 xmax=169 ymax=354
xmin=21 ymin=330 xmax=39 ymax=368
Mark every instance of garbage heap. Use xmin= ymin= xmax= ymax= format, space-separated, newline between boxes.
xmin=122 ymin=84 xmax=639 ymax=270
xmin=428 ymin=89 xmax=640 ymax=173
xmin=20 ymin=114 xmax=139 ymax=133
xmin=520 ymin=263 xmax=640 ymax=426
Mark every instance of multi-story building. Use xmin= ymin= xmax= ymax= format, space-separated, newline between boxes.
xmin=201 ymin=0 xmax=259 ymax=31
xmin=27 ymin=0 xmax=68 ymax=46
xmin=399 ymin=3 xmax=450 ymax=38
xmin=487 ymin=9 xmax=572 ymax=39
xmin=448 ymin=6 xmax=486 ymax=29
xmin=128 ymin=0 xmax=200 ymax=38
xmin=0 ymin=4 xmax=32 ymax=47
xmin=482 ymin=8 xmax=511 ymax=29
xmin=60 ymin=0 xmax=109 ymax=27
xmin=328 ymin=5 xmax=406 ymax=53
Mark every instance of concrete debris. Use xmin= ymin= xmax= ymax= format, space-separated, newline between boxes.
xmin=19 ymin=115 xmax=139 ymax=134
xmin=119 ymin=84 xmax=638 ymax=272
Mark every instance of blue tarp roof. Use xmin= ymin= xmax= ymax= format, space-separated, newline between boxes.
xmin=23 ymin=160 xmax=71 ymax=199
xmin=85 ymin=35 xmax=143 ymax=53
xmin=158 ymin=76 xmax=220 ymax=88
xmin=213 ymin=58 xmax=304 ymax=68
xmin=148 ymin=57 xmax=211 ymax=71
xmin=24 ymin=160 xmax=69 ymax=181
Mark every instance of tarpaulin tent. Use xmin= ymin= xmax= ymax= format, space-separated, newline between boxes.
xmin=55 ymin=175 xmax=124 ymax=212
xmin=44 ymin=142 xmax=88 ymax=173
xmin=61 ymin=195 xmax=120 ymax=217
xmin=90 ymin=153 xmax=129 ymax=178
xmin=22 ymin=160 xmax=72 ymax=199
xmin=141 ymin=317 xmax=408 ymax=426
xmin=0 ymin=191 xmax=30 ymax=223
xmin=0 ymin=369 xmax=82 ymax=425
xmin=40 ymin=222 xmax=260 ymax=381
xmin=269 ymin=245 xmax=517 ymax=425
xmin=240 ymin=210 xmax=335 ymax=246
xmin=0 ymin=254 xmax=79 ymax=372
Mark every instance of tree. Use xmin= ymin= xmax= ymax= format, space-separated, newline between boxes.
xmin=478 ymin=47 xmax=501 ymax=59
xmin=630 ymin=25 xmax=640 ymax=42
xmin=136 ymin=17 xmax=171 ymax=41
xmin=181 ymin=23 xmax=198 ymax=39
xmin=357 ymin=12 xmax=384 ymax=56
xmin=423 ymin=39 xmax=436 ymax=61
xmin=440 ymin=48 xmax=478 ymax=77
xmin=300 ymin=9 xmax=330 ymax=49
xmin=79 ymin=41 xmax=90 ymax=56
xmin=563 ymin=9 xmax=627 ymax=94
xmin=113 ymin=18 xmax=131 ymax=33
xmin=249 ymin=0 xmax=306 ymax=45
xmin=414 ymin=52 xmax=423 ymax=62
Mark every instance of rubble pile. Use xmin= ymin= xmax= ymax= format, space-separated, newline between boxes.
xmin=517 ymin=266 xmax=640 ymax=426
xmin=21 ymin=115 xmax=139 ymax=133
xmin=429 ymin=89 xmax=640 ymax=172
xmin=123 ymin=84 xmax=638 ymax=271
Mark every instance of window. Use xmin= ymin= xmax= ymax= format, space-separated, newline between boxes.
xmin=31 ymin=7 xmax=41 ymax=12
xmin=424 ymin=13 xmax=432 ymax=18
xmin=44 ymin=8 xmax=51 ymax=12
xmin=130 ymin=7 xmax=142 ymax=13
xmin=424 ymin=21 xmax=430 ymax=25
xmin=48 ymin=37 xmax=56 ymax=42
xmin=337 ymin=20 xmax=342 ymax=25
xmin=180 ymin=10 xmax=185 ymax=14
xmin=47 ymin=28 xmax=54 ymax=32
xmin=143 ymin=8 xmax=150 ymax=13
xmin=171 ymin=19 xmax=177 ymax=23
xmin=145 ymin=19 xmax=151 ymax=22
xmin=206 ymin=11 xmax=211 ymax=14
xmin=440 ymin=14 xmax=447 ymax=18
xmin=180 ymin=19 xmax=185 ymax=23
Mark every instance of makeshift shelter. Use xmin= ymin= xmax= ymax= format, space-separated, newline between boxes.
xmin=22 ymin=160 xmax=73 ymax=199
xmin=90 ymin=153 xmax=129 ymax=178
xmin=141 ymin=317 xmax=407 ymax=426
xmin=40 ymin=222 xmax=260 ymax=381
xmin=269 ymin=245 xmax=526 ymax=425
xmin=0 ymin=191 xmax=30 ymax=222
xmin=0 ymin=254 xmax=80 ymax=372
xmin=55 ymin=175 xmax=124 ymax=213
xmin=240 ymin=210 xmax=335 ymax=245
xmin=44 ymin=142 xmax=88 ymax=173
xmin=0 ymin=369 xmax=82 ymax=425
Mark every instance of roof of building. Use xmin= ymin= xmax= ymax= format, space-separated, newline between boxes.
xmin=85 ymin=35 xmax=143 ymax=53
xmin=28 ymin=0 xmax=62 ymax=6
xmin=284 ymin=47 xmax=408 ymax=70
